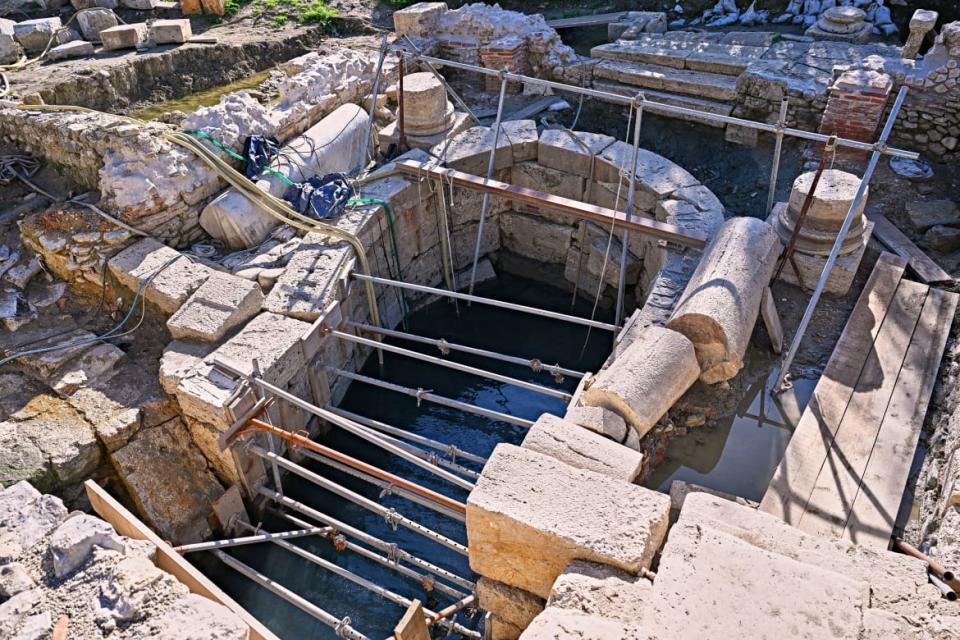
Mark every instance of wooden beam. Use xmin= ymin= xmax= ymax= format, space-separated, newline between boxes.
xmin=85 ymin=480 xmax=280 ymax=640
xmin=396 ymin=161 xmax=707 ymax=248
xmin=394 ymin=600 xmax=430 ymax=640
xmin=867 ymin=213 xmax=953 ymax=285
xmin=761 ymin=287 xmax=783 ymax=354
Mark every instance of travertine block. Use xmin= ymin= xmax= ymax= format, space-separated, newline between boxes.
xmin=537 ymin=129 xmax=615 ymax=178
xmin=522 ymin=414 xmax=643 ymax=481
xmin=205 ymin=312 xmax=310 ymax=386
xmin=392 ymin=1 xmax=447 ymax=37
xmin=99 ymin=23 xmax=147 ymax=51
xmin=563 ymin=404 xmax=638 ymax=450
xmin=107 ymin=238 xmax=212 ymax=315
xmin=466 ymin=444 xmax=670 ymax=598
xmin=167 ymin=271 xmax=264 ymax=342
xmin=520 ymin=608 xmax=633 ymax=639
xmin=149 ymin=19 xmax=192 ymax=44
xmin=548 ymin=559 xmax=652 ymax=623
xmin=477 ymin=577 xmax=544 ymax=639
xmin=76 ymin=8 xmax=117 ymax=41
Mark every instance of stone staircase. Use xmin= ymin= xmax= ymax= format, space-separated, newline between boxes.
xmin=589 ymin=32 xmax=775 ymax=127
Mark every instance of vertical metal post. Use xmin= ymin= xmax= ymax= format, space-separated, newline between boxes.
xmin=251 ymin=358 xmax=284 ymax=498
xmin=615 ymin=97 xmax=643 ymax=329
xmin=363 ymin=34 xmax=389 ymax=167
xmin=774 ymin=86 xmax=909 ymax=393
xmin=468 ymin=71 xmax=509 ymax=296
xmin=397 ymin=55 xmax=407 ymax=151
xmin=767 ymin=97 xmax=790 ymax=216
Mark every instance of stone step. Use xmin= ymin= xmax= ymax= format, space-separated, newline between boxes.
xmin=594 ymin=59 xmax=738 ymax=101
xmin=592 ymin=80 xmax=734 ymax=127
xmin=591 ymin=40 xmax=766 ymax=75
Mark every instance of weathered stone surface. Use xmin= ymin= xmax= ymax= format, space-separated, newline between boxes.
xmin=923 ymin=224 xmax=960 ymax=253
xmin=520 ymin=608 xmax=635 ymax=639
xmin=108 ymin=239 xmax=212 ymax=315
xmin=0 ymin=19 xmax=21 ymax=65
xmin=467 ymin=444 xmax=670 ymax=598
xmin=905 ymin=199 xmax=959 ymax=231
xmin=148 ymin=18 xmax=191 ymax=44
xmin=393 ymin=1 xmax=447 ymax=38
xmin=167 ymin=271 xmax=264 ymax=342
xmin=144 ymin=594 xmax=248 ymax=639
xmin=99 ymin=23 xmax=147 ymax=51
xmin=583 ymin=326 xmax=699 ymax=439
xmin=76 ymin=7 xmax=117 ymax=40
xmin=563 ymin=404 xmax=639 ymax=450
xmin=50 ymin=342 xmax=126 ymax=395
xmin=13 ymin=17 xmax=61 ymax=54
xmin=548 ymin=559 xmax=652 ymax=623
xmin=522 ymin=413 xmax=643 ymax=481
xmin=110 ymin=420 xmax=224 ymax=544
xmin=205 ymin=312 xmax=309 ymax=385
xmin=500 ymin=210 xmax=573 ymax=265
xmin=0 ymin=563 xmax=35 ymax=597
xmin=667 ymin=217 xmax=781 ymax=383
xmin=512 ymin=161 xmax=585 ymax=204
xmin=431 ymin=124 xmax=516 ymax=174
xmin=0 ymin=481 xmax=67 ymax=558
xmin=14 ymin=328 xmax=99 ymax=380
xmin=668 ymin=479 xmax=756 ymax=512
xmin=477 ymin=577 xmax=545 ymax=638
xmin=0 ymin=589 xmax=43 ymax=640
xmin=94 ymin=407 xmax=142 ymax=453
xmin=262 ymin=235 xmax=351 ymax=321
xmin=48 ymin=513 xmax=125 ymax=577
xmin=8 ymin=396 xmax=100 ymax=486
xmin=95 ymin=552 xmax=172 ymax=624
xmin=47 ymin=39 xmax=95 ymax=60
xmin=159 ymin=340 xmax=211 ymax=396
xmin=501 ymin=119 xmax=539 ymax=162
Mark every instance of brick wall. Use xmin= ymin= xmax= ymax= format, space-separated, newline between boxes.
xmin=817 ymin=69 xmax=893 ymax=163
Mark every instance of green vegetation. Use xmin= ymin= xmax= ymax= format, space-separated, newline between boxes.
xmin=222 ymin=0 xmax=340 ymax=27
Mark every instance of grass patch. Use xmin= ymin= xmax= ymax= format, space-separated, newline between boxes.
xmin=237 ymin=0 xmax=339 ymax=27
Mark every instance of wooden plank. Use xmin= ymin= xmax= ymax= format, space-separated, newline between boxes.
xmin=797 ymin=279 xmax=928 ymax=538
xmin=394 ymin=600 xmax=430 ymax=640
xmin=761 ymin=287 xmax=783 ymax=354
xmin=844 ymin=287 xmax=959 ymax=548
xmin=546 ymin=12 xmax=629 ymax=28
xmin=866 ymin=213 xmax=954 ymax=285
xmin=396 ymin=161 xmax=707 ymax=248
xmin=759 ymin=252 xmax=908 ymax=523
xmin=84 ymin=481 xmax=280 ymax=640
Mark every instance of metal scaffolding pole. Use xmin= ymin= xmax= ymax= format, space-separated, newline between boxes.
xmin=211 ymin=550 xmax=369 ymax=640
xmin=325 ymin=406 xmax=484 ymax=473
xmin=469 ymin=72 xmax=509 ymax=296
xmin=261 ymin=488 xmax=475 ymax=592
xmin=237 ymin=523 xmax=480 ymax=639
xmin=774 ymin=86 xmax=910 ymax=393
xmin=347 ymin=321 xmax=585 ymax=380
xmin=333 ymin=330 xmax=571 ymax=400
xmin=391 ymin=49 xmax=919 ymax=161
xmin=174 ymin=526 xmax=331 ymax=554
xmin=251 ymin=446 xmax=469 ymax=556
xmin=213 ymin=357 xmax=474 ymax=491
xmin=615 ymin=97 xmax=643 ymax=329
xmin=298 ymin=449 xmax=467 ymax=523
xmin=766 ymin=97 xmax=790 ymax=216
xmin=351 ymin=273 xmax=618 ymax=332
xmin=330 ymin=368 xmax=536 ymax=428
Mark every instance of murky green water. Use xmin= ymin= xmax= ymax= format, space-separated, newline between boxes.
xmin=131 ymin=70 xmax=273 ymax=120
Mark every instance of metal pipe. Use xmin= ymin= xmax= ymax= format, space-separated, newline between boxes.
xmin=774 ymin=86 xmax=910 ymax=393
xmin=615 ymin=97 xmax=643 ymax=329
xmin=330 ymin=367 xmax=535 ymax=428
xmin=333 ymin=330 xmax=571 ymax=400
xmin=261 ymin=489 xmax=475 ymax=592
xmin=211 ymin=550 xmax=369 ymax=640
xmin=326 ymin=405 xmax=486 ymax=467
xmin=894 ymin=539 xmax=957 ymax=583
xmin=299 ymin=449 xmax=467 ymax=522
xmin=280 ymin=513 xmax=470 ymax=600
xmin=212 ymin=357 xmax=474 ymax=491
xmin=766 ymin=97 xmax=790 ymax=216
xmin=245 ymin=420 xmax=469 ymax=512
xmin=397 ymin=54 xmax=406 ymax=151
xmin=929 ymin=572 xmax=958 ymax=601
xmin=347 ymin=321 xmax=584 ymax=379
xmin=426 ymin=595 xmax=476 ymax=627
xmin=351 ymin=273 xmax=618 ymax=332
xmin=393 ymin=49 xmax=919 ymax=161
xmin=363 ymin=34 xmax=389 ymax=166
xmin=251 ymin=446 xmax=469 ymax=557
xmin=251 ymin=359 xmax=284 ymax=500
xmin=174 ymin=527 xmax=331 ymax=554
xmin=469 ymin=73 xmax=509 ymax=296
xmin=237 ymin=522 xmax=480 ymax=638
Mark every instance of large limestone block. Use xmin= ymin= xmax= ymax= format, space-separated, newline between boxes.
xmin=149 ymin=18 xmax=192 ymax=44
xmin=262 ymin=235 xmax=352 ymax=321
xmin=13 ymin=18 xmax=61 ymax=54
xmin=393 ymin=1 xmax=447 ymax=37
xmin=0 ymin=19 xmax=21 ymax=65
xmin=76 ymin=7 xmax=117 ymax=40
xmin=520 ymin=608 xmax=636 ymax=639
xmin=110 ymin=420 xmax=224 ymax=544
xmin=0 ymin=481 xmax=67 ymax=557
xmin=166 ymin=271 xmax=264 ymax=342
xmin=477 ymin=577 xmax=545 ymax=639
xmin=205 ymin=312 xmax=310 ymax=387
xmin=431 ymin=124 xmax=517 ymax=175
xmin=99 ymin=23 xmax=147 ymax=51
xmin=582 ymin=326 xmax=699 ymax=439
xmin=159 ymin=340 xmax=211 ymax=395
xmin=500 ymin=210 xmax=573 ymax=265
xmin=522 ymin=413 xmax=643 ymax=481
xmin=548 ymin=560 xmax=652 ymax=623
xmin=108 ymin=239 xmax=212 ymax=315
xmin=200 ymin=104 xmax=370 ymax=249
xmin=563 ymin=404 xmax=639 ymax=450
xmin=666 ymin=217 xmax=781 ymax=383
xmin=538 ymin=129 xmax=616 ymax=178
xmin=466 ymin=444 xmax=670 ymax=598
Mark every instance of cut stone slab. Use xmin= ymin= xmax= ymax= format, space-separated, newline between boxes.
xmin=563 ymin=404 xmax=639 ymax=450
xmin=167 ymin=271 xmax=264 ymax=342
xmin=392 ymin=1 xmax=446 ymax=37
xmin=110 ymin=419 xmax=224 ymax=544
xmin=149 ymin=18 xmax=191 ymax=44
xmin=548 ymin=559 xmax=652 ymax=623
xmin=50 ymin=342 xmax=126 ymax=395
xmin=0 ymin=481 xmax=67 ymax=556
xmin=500 ymin=210 xmax=573 ymax=265
xmin=477 ymin=577 xmax=545 ymax=636
xmin=145 ymin=594 xmax=247 ymax=640
xmin=14 ymin=328 xmax=99 ymax=379
xmin=537 ymin=129 xmax=616 ymax=178
xmin=48 ymin=513 xmax=124 ymax=577
xmin=431 ymin=125 xmax=517 ymax=175
xmin=500 ymin=119 xmax=539 ymax=162
xmin=262 ymin=234 xmax=352 ymax=321
xmin=13 ymin=18 xmax=61 ymax=54
xmin=582 ymin=326 xmax=699 ymax=439
xmin=522 ymin=413 xmax=643 ymax=481
xmin=159 ymin=340 xmax=211 ymax=395
xmin=76 ymin=7 xmax=117 ymax=40
xmin=48 ymin=39 xmax=95 ymax=60
xmin=10 ymin=396 xmax=100 ymax=486
xmin=108 ymin=238 xmax=212 ymax=315
xmin=905 ymin=199 xmax=959 ymax=231
xmin=0 ymin=19 xmax=21 ymax=66
xmin=99 ymin=23 xmax=147 ymax=51
xmin=520 ymin=608 xmax=635 ymax=639
xmin=466 ymin=443 xmax=670 ymax=598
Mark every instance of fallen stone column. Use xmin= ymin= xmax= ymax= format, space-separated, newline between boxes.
xmin=199 ymin=103 xmax=370 ymax=250
xmin=582 ymin=325 xmax=699 ymax=440
xmin=521 ymin=413 xmax=644 ymax=481
xmin=666 ymin=216 xmax=781 ymax=383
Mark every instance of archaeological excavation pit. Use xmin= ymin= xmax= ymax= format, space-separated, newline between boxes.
xmin=3 ymin=1 xmax=960 ymax=638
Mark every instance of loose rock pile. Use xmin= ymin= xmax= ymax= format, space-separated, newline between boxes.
xmin=681 ymin=0 xmax=898 ymax=34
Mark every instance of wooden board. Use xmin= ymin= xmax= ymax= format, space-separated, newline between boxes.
xmin=844 ymin=287 xmax=959 ymax=548
xmin=759 ymin=252 xmax=908 ymax=523
xmin=85 ymin=481 xmax=280 ymax=640
xmin=761 ymin=287 xmax=783 ymax=354
xmin=546 ymin=12 xmax=629 ymax=28
xmin=797 ymin=279 xmax=928 ymax=538
xmin=396 ymin=161 xmax=707 ymax=248
xmin=866 ymin=213 xmax=954 ymax=285
xmin=394 ymin=600 xmax=430 ymax=640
